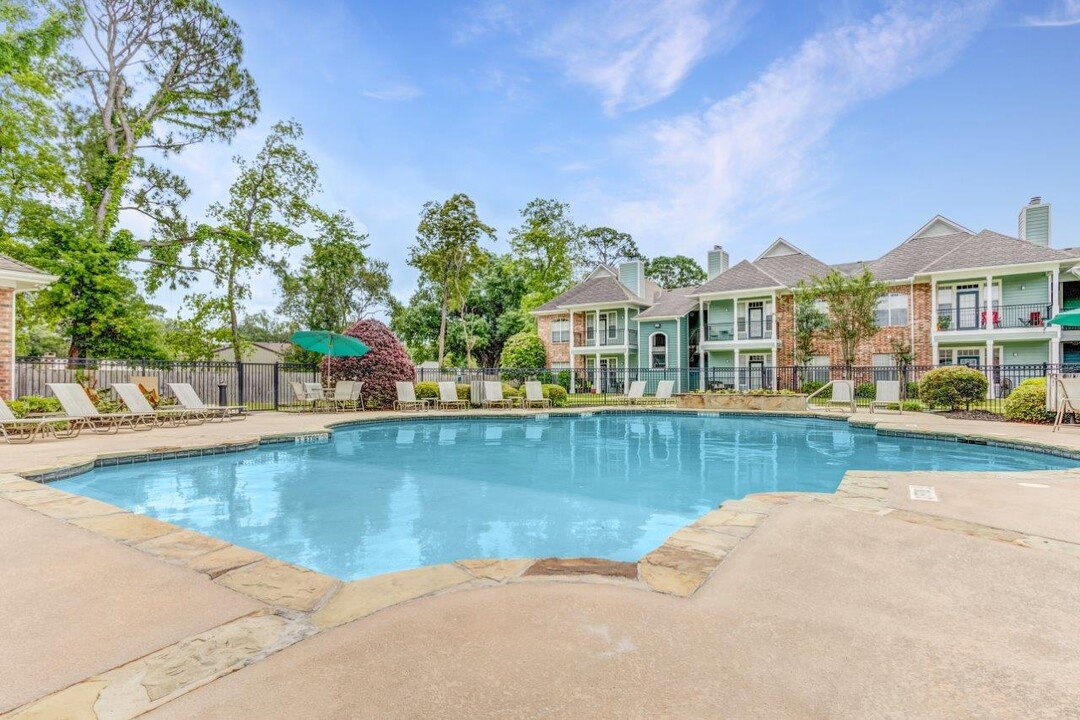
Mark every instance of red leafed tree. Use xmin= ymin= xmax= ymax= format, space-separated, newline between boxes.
xmin=327 ymin=319 xmax=416 ymax=409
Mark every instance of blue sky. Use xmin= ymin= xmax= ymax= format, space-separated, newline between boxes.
xmin=145 ymin=0 xmax=1080 ymax=318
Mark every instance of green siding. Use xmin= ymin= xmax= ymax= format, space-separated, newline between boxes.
xmin=1000 ymin=341 xmax=1049 ymax=365
xmin=1020 ymin=204 xmax=1050 ymax=245
xmin=1000 ymin=273 xmax=1049 ymax=307
xmin=639 ymin=319 xmax=680 ymax=368
xmin=708 ymin=350 xmax=734 ymax=367
xmin=708 ymin=299 xmax=734 ymax=324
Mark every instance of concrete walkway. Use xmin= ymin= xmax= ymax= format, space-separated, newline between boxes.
xmin=2 ymin=408 xmax=1080 ymax=718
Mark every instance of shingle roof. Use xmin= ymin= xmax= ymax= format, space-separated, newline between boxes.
xmin=866 ymin=231 xmax=973 ymax=281
xmin=532 ymin=274 xmax=649 ymax=312
xmin=691 ymin=260 xmax=782 ymax=295
xmin=831 ymin=260 xmax=870 ymax=275
xmin=0 ymin=253 xmax=50 ymax=276
xmin=752 ymin=252 xmax=834 ymax=287
xmin=867 ymin=229 xmax=1075 ymax=280
xmin=636 ymin=286 xmax=698 ymax=319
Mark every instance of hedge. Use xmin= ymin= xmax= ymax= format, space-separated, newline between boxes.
xmin=918 ymin=366 xmax=988 ymax=411
xmin=1004 ymin=378 xmax=1051 ymax=423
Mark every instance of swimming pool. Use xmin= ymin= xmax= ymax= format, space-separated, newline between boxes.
xmin=53 ymin=414 xmax=1074 ymax=580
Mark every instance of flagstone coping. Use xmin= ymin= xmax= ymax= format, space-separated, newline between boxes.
xmin=7 ymin=410 xmax=1080 ymax=717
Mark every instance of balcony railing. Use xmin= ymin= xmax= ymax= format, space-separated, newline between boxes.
xmin=573 ymin=328 xmax=638 ymax=347
xmin=936 ymin=303 xmax=1052 ymax=331
xmin=704 ymin=319 xmax=774 ymax=342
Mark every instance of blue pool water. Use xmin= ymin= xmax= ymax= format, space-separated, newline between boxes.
xmin=54 ymin=414 xmax=1074 ymax=580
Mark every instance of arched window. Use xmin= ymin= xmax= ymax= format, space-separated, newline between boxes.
xmin=650 ymin=332 xmax=668 ymax=369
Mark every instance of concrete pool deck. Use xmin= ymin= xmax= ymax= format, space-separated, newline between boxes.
xmin=3 ymin=408 xmax=1080 ymax=718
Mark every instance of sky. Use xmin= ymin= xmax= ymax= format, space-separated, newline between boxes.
xmin=141 ymin=0 xmax=1080 ymax=319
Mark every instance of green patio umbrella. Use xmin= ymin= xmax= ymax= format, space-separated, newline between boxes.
xmin=1048 ymin=308 xmax=1080 ymax=327
xmin=290 ymin=330 xmax=370 ymax=384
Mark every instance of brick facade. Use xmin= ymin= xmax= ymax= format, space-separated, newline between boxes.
xmin=0 ymin=288 xmax=13 ymax=400
xmin=774 ymin=282 xmax=933 ymax=367
xmin=536 ymin=314 xmax=570 ymax=366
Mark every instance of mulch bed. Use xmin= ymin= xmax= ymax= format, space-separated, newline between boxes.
xmin=938 ymin=410 xmax=1006 ymax=423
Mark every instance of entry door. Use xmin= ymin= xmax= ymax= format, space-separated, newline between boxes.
xmin=747 ymin=304 xmax=764 ymax=339
xmin=956 ymin=290 xmax=979 ymax=330
xmin=598 ymin=358 xmax=619 ymax=392
xmin=747 ymin=355 xmax=765 ymax=389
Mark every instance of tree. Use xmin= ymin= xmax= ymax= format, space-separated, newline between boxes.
xmin=327 ymin=318 xmax=415 ymax=409
xmin=499 ymin=332 xmax=546 ymax=369
xmin=161 ymin=298 xmax=230 ymax=360
xmin=236 ymin=310 xmax=292 ymax=342
xmin=791 ymin=284 xmax=830 ymax=365
xmin=645 ymin=255 xmax=706 ymax=290
xmin=581 ymin=226 xmax=641 ymax=267
xmin=155 ymin=120 xmax=318 ymax=363
xmin=407 ymin=193 xmax=494 ymax=364
xmin=277 ymin=210 xmax=391 ymax=333
xmin=808 ymin=270 xmax=887 ymax=368
xmin=389 ymin=283 xmax=441 ymax=363
xmin=508 ymin=198 xmax=583 ymax=312
xmin=73 ymin=0 xmax=259 ymax=243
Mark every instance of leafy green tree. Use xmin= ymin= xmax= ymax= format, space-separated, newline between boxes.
xmin=407 ymin=193 xmax=494 ymax=364
xmin=161 ymin=298 xmax=231 ymax=360
xmin=646 ymin=255 xmax=706 ymax=289
xmin=509 ymin=198 xmax=583 ymax=312
xmin=155 ymin=120 xmax=318 ymax=363
xmin=581 ymin=226 xmax=641 ymax=267
xmin=499 ymin=332 xmax=546 ymax=369
xmin=73 ymin=0 xmax=259 ymax=243
xmin=278 ymin=211 xmax=391 ymax=333
xmin=808 ymin=270 xmax=887 ymax=367
xmin=389 ymin=284 xmax=441 ymax=363
xmin=236 ymin=310 xmax=293 ymax=342
xmin=791 ymin=284 xmax=830 ymax=365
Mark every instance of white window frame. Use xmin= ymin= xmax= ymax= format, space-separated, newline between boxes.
xmin=649 ymin=332 xmax=668 ymax=369
xmin=875 ymin=293 xmax=909 ymax=327
xmin=550 ymin=319 xmax=570 ymax=344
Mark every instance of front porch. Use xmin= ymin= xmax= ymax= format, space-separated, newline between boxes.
xmin=934 ymin=339 xmax=1052 ymax=398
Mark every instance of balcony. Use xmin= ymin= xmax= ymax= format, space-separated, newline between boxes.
xmin=573 ymin=328 xmax=639 ymax=348
xmin=936 ymin=303 xmax=1052 ymax=332
xmin=704 ymin=320 xmax=773 ymax=342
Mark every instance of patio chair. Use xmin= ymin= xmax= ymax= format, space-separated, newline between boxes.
xmin=806 ymin=379 xmax=856 ymax=413
xmin=869 ymin=380 xmax=902 ymax=414
xmin=0 ymin=396 xmax=85 ymax=443
xmin=48 ymin=383 xmax=156 ymax=434
xmin=112 ymin=383 xmax=206 ymax=426
xmin=522 ymin=381 xmax=551 ymax=409
xmin=481 ymin=381 xmax=515 ymax=409
xmin=168 ymin=383 xmax=247 ymax=421
xmin=394 ymin=382 xmax=428 ymax=411
xmin=1053 ymin=377 xmax=1080 ymax=431
xmin=651 ymin=380 xmax=676 ymax=405
xmin=437 ymin=381 xmax=469 ymax=411
xmin=624 ymin=380 xmax=647 ymax=405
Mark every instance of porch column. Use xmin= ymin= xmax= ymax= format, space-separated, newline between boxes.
xmin=568 ymin=310 xmax=575 ymax=391
xmin=986 ymin=338 xmax=995 ymax=399
xmin=698 ymin=297 xmax=705 ymax=391
xmin=1051 ymin=267 xmax=1061 ymax=315
xmin=734 ymin=348 xmax=741 ymax=391
xmin=985 ymin=273 xmax=994 ymax=328
xmin=595 ymin=351 xmax=600 ymax=393
xmin=771 ymin=348 xmax=777 ymax=390
xmin=624 ymin=306 xmax=630 ymax=371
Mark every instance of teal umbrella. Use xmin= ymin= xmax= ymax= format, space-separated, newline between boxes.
xmin=290 ymin=330 xmax=370 ymax=383
xmin=1048 ymin=308 xmax=1080 ymax=327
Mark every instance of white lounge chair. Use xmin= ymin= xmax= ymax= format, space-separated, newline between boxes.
xmin=394 ymin=382 xmax=427 ymax=411
xmin=168 ymin=383 xmax=246 ymax=421
xmin=48 ymin=383 xmax=155 ymax=433
xmin=651 ymin=380 xmax=675 ymax=405
xmin=327 ymin=380 xmax=363 ymax=412
xmin=481 ymin=381 xmax=514 ymax=409
xmin=870 ymin=380 xmax=902 ymax=414
xmin=806 ymin=379 xmax=856 ymax=413
xmin=437 ymin=381 xmax=468 ymax=410
xmin=0 ymin=396 xmax=85 ymax=443
xmin=624 ymin=380 xmax=647 ymax=405
xmin=522 ymin=381 xmax=551 ymax=409
xmin=112 ymin=383 xmax=205 ymax=426
xmin=1053 ymin=377 xmax=1080 ymax=431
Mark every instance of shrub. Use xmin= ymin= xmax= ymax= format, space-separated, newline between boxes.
xmin=542 ymin=384 xmax=569 ymax=407
xmin=415 ymin=382 xmax=439 ymax=400
xmin=502 ymin=382 xmax=522 ymax=398
xmin=499 ymin=333 xmax=546 ymax=370
xmin=901 ymin=400 xmax=922 ymax=412
xmin=918 ymin=366 xmax=988 ymax=411
xmin=1004 ymin=378 xmax=1051 ymax=423
xmin=328 ymin=319 xmax=416 ymax=409
xmin=9 ymin=395 xmax=61 ymax=418
xmin=800 ymin=380 xmax=829 ymax=398
xmin=855 ymin=382 xmax=876 ymax=400
xmin=555 ymin=370 xmax=571 ymax=391
xmin=904 ymin=380 xmax=920 ymax=399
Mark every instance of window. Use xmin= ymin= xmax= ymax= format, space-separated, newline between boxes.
xmin=650 ymin=333 xmax=668 ymax=369
xmin=806 ymin=355 xmax=830 ymax=383
xmin=874 ymin=293 xmax=908 ymax=327
xmin=551 ymin=319 xmax=570 ymax=344
xmin=872 ymin=353 xmax=897 ymax=380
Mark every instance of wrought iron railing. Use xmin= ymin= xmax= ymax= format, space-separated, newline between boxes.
xmin=936 ymin=303 xmax=1052 ymax=331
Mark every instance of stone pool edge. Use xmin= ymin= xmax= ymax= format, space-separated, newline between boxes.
xmin=7 ymin=409 xmax=1080 ymax=718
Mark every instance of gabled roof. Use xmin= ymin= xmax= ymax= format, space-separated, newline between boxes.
xmin=752 ymin=252 xmax=833 ymax=288
xmin=905 ymin=215 xmax=973 ymax=241
xmin=867 ymin=231 xmax=972 ymax=281
xmin=0 ymin=253 xmax=56 ymax=289
xmin=831 ymin=260 xmax=870 ymax=275
xmin=636 ymin=286 xmax=698 ymax=319
xmin=532 ymin=273 xmax=650 ymax=312
xmin=920 ymin=229 xmax=1076 ymax=273
xmin=691 ymin=260 xmax=782 ymax=295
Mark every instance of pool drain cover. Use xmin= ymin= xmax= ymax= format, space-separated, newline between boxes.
xmin=908 ymin=485 xmax=939 ymax=502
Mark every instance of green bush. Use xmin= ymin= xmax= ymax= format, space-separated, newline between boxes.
xmin=855 ymin=382 xmax=876 ymax=400
xmin=542 ymin=384 xmax=569 ymax=407
xmin=901 ymin=400 xmax=922 ymax=412
xmin=502 ymin=382 xmax=522 ymax=398
xmin=555 ymin=370 xmax=571 ymax=391
xmin=499 ymin=333 xmax=546 ymax=370
xmin=800 ymin=380 xmax=827 ymax=396
xmin=1004 ymin=378 xmax=1051 ymax=423
xmin=904 ymin=380 xmax=919 ymax=399
xmin=414 ymin=382 xmax=439 ymax=400
xmin=9 ymin=395 xmax=61 ymax=418
xmin=918 ymin=366 xmax=988 ymax=411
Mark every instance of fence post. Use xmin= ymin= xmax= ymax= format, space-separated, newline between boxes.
xmin=273 ymin=362 xmax=280 ymax=411
xmin=237 ymin=361 xmax=245 ymax=407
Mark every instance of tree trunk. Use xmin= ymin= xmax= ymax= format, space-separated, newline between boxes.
xmin=228 ymin=268 xmax=242 ymax=364
xmin=437 ymin=287 xmax=449 ymax=364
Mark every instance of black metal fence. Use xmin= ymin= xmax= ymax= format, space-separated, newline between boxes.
xmin=418 ymin=363 xmax=1069 ymax=412
xmin=15 ymin=357 xmax=320 ymax=411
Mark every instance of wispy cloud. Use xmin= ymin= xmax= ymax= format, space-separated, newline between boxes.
xmin=362 ymin=84 xmax=423 ymax=101
xmin=1021 ymin=0 xmax=1080 ymax=27
xmin=535 ymin=0 xmax=745 ymax=114
xmin=454 ymin=0 xmax=520 ymax=43
xmin=605 ymin=1 xmax=994 ymax=252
